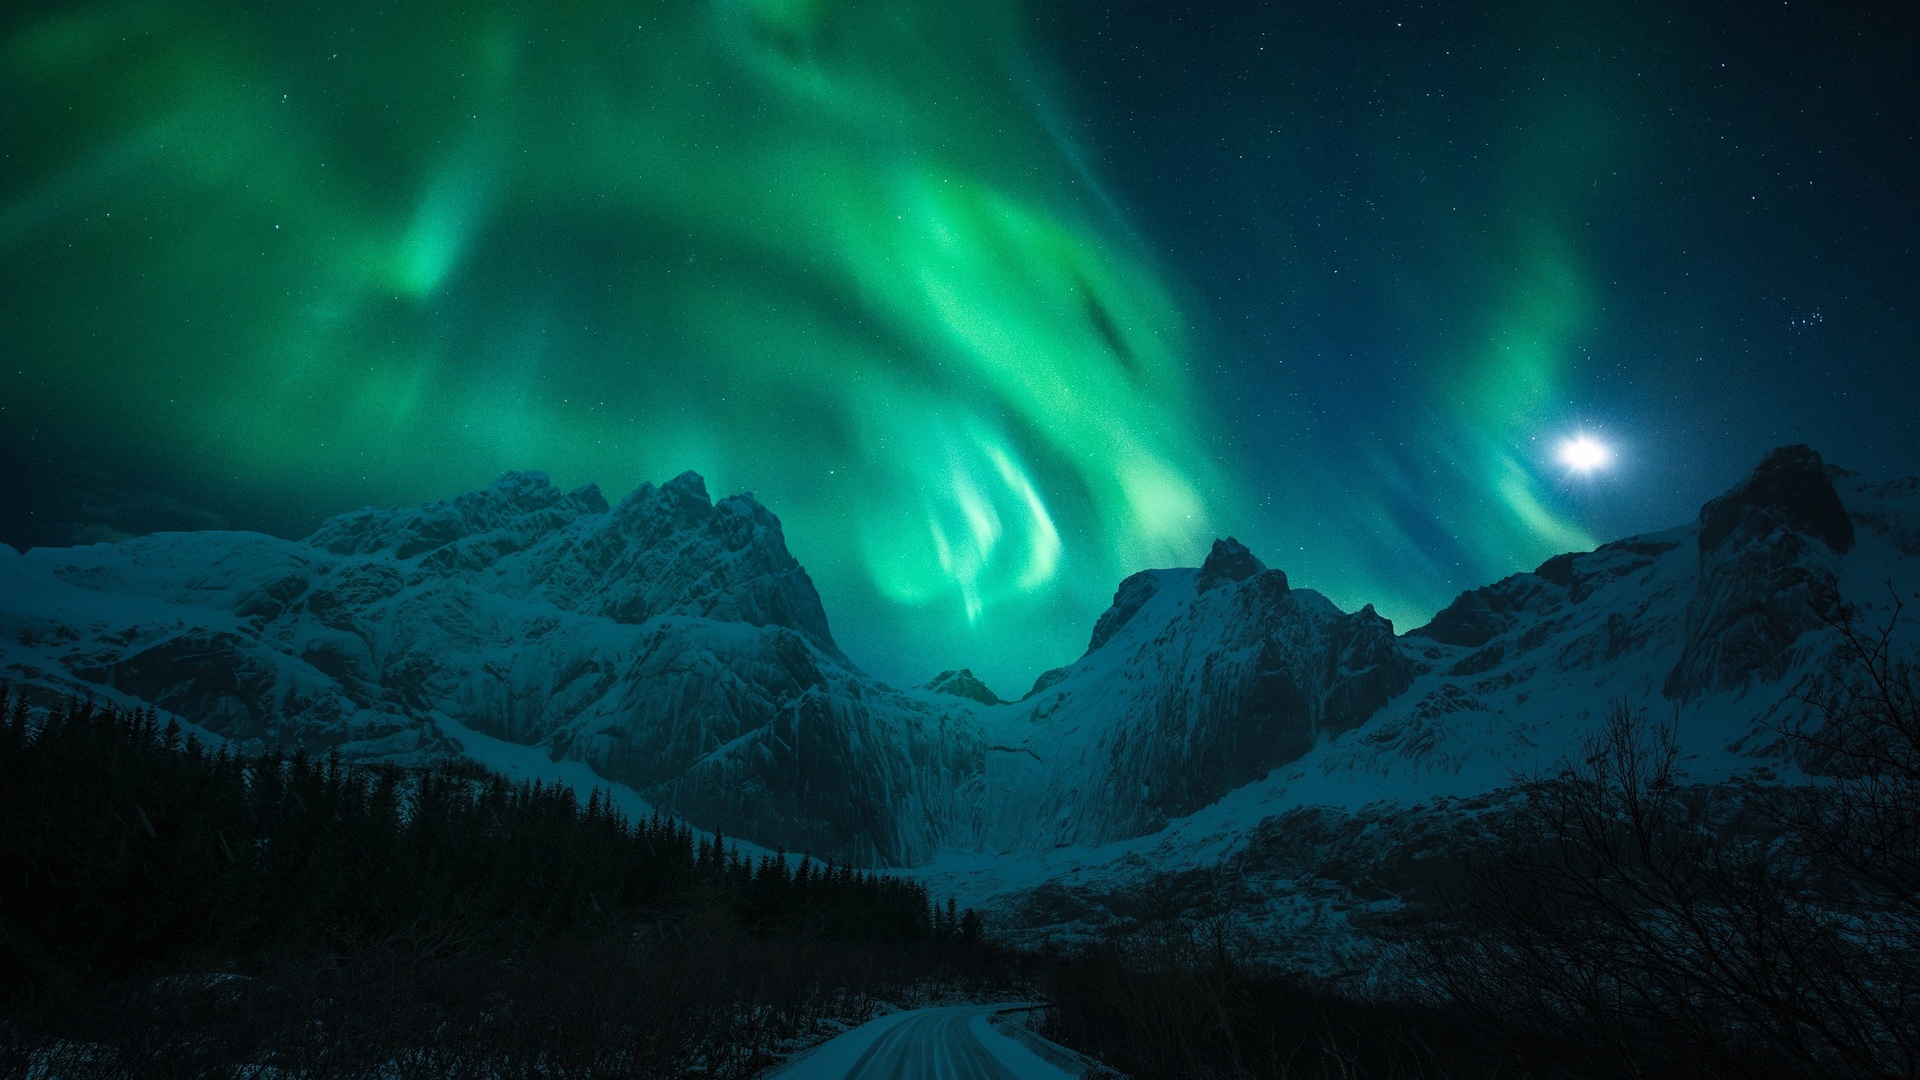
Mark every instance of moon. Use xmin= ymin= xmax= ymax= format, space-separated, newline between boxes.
xmin=1557 ymin=433 xmax=1613 ymax=474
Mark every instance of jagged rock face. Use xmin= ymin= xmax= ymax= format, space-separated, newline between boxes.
xmin=309 ymin=470 xmax=844 ymax=658
xmin=1332 ymin=449 xmax=1916 ymax=810
xmin=1195 ymin=536 xmax=1265 ymax=592
xmin=0 ymin=471 xmax=977 ymax=865
xmin=1665 ymin=446 xmax=1851 ymax=700
xmin=1405 ymin=536 xmax=1687 ymax=664
xmin=1697 ymin=445 xmax=1853 ymax=556
xmin=568 ymin=622 xmax=983 ymax=865
xmin=1408 ymin=585 xmax=1516 ymax=649
xmin=973 ymin=537 xmax=1414 ymax=849
xmin=925 ymin=669 xmax=1003 ymax=705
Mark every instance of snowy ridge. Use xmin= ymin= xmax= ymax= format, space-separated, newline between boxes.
xmin=2 ymin=447 xmax=1917 ymax=943
xmin=0 ymin=471 xmax=984 ymax=865
xmin=922 ymin=446 xmax=1920 ymax=949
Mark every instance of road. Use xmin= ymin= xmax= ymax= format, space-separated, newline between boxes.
xmin=771 ymin=1004 xmax=1080 ymax=1080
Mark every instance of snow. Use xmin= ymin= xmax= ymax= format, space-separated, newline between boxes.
xmin=436 ymin=713 xmax=657 ymax=820
xmin=3 ymin=451 xmax=1916 ymax=958
xmin=905 ymin=454 xmax=1920 ymax=952
xmin=972 ymin=1010 xmax=1084 ymax=1080
xmin=766 ymin=1009 xmax=919 ymax=1079
xmin=768 ymin=1005 xmax=1076 ymax=1080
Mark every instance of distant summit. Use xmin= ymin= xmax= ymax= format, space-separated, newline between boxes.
xmin=1197 ymin=536 xmax=1266 ymax=591
xmin=1697 ymin=443 xmax=1854 ymax=556
xmin=307 ymin=468 xmax=842 ymax=657
xmin=925 ymin=668 xmax=1002 ymax=705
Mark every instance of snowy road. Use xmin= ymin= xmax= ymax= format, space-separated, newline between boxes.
xmin=772 ymin=1004 xmax=1079 ymax=1080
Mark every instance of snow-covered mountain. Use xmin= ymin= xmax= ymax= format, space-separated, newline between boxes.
xmin=3 ymin=446 xmax=1917 ymax=929
xmin=956 ymin=538 xmax=1411 ymax=853
xmin=0 ymin=470 xmax=985 ymax=865
xmin=921 ymin=445 xmax=1920 ymax=950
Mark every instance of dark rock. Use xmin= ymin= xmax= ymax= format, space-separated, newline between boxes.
xmin=926 ymin=668 xmax=1002 ymax=705
xmin=1698 ymin=444 xmax=1854 ymax=556
xmin=1036 ymin=566 xmax=1413 ymax=845
xmin=1197 ymin=537 xmax=1266 ymax=592
xmin=1025 ymin=666 xmax=1071 ymax=699
xmin=1410 ymin=587 xmax=1510 ymax=648
xmin=1087 ymin=571 xmax=1161 ymax=653
xmin=1411 ymin=564 xmax=1576 ymax=647
xmin=1666 ymin=447 xmax=1851 ymax=700
xmin=1533 ymin=552 xmax=1577 ymax=588
xmin=1448 ymin=643 xmax=1505 ymax=677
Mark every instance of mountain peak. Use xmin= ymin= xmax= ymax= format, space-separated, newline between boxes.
xmin=1198 ymin=537 xmax=1265 ymax=591
xmin=567 ymin=482 xmax=610 ymax=514
xmin=612 ymin=470 xmax=719 ymax=536
xmin=306 ymin=470 xmax=576 ymax=557
xmin=662 ymin=470 xmax=711 ymax=505
xmin=1698 ymin=444 xmax=1853 ymax=556
xmin=926 ymin=668 xmax=1002 ymax=705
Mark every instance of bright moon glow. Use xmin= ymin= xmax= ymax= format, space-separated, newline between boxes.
xmin=1557 ymin=434 xmax=1613 ymax=473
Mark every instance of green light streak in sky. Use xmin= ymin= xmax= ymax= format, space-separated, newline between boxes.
xmin=1231 ymin=56 xmax=1622 ymax=638
xmin=1455 ymin=223 xmax=1596 ymax=559
xmin=1420 ymin=91 xmax=1614 ymax=592
xmin=1 ymin=0 xmax=1224 ymax=686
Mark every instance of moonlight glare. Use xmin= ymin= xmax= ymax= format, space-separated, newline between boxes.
xmin=1557 ymin=434 xmax=1613 ymax=475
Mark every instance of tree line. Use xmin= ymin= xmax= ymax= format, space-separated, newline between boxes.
xmin=0 ymin=684 xmax=1018 ymax=1077
xmin=0 ymin=686 xmax=969 ymax=986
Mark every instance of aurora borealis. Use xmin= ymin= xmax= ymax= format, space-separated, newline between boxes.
xmin=4 ymin=0 xmax=1917 ymax=692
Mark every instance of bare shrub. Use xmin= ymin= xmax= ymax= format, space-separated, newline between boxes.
xmin=1044 ymin=913 xmax=1499 ymax=1080
xmin=1420 ymin=592 xmax=1920 ymax=1080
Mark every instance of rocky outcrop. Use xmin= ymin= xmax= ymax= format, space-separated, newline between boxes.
xmin=926 ymin=669 xmax=1003 ymax=705
xmin=1665 ymin=446 xmax=1852 ymax=700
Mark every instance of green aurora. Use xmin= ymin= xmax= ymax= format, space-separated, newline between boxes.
xmin=1 ymin=0 xmax=1681 ymax=690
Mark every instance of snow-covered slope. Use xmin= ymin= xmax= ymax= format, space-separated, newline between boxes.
xmin=0 ymin=471 xmax=986 ymax=865
xmin=921 ymin=445 xmax=1920 ymax=949
xmin=3 ymin=446 xmax=1916 ymax=915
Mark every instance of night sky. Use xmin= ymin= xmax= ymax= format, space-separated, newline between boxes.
xmin=3 ymin=0 xmax=1916 ymax=693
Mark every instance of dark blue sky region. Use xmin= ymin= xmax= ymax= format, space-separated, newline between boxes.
xmin=1042 ymin=0 xmax=1918 ymax=582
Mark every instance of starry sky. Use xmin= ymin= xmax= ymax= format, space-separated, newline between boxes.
xmin=3 ymin=0 xmax=1916 ymax=694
